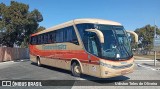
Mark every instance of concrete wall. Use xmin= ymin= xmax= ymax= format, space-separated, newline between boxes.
xmin=0 ymin=47 xmax=29 ymax=62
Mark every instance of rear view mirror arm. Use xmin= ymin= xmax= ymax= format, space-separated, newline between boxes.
xmin=85 ymin=29 xmax=104 ymax=43
xmin=126 ymin=30 xmax=138 ymax=44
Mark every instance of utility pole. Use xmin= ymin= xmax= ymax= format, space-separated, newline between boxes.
xmin=154 ymin=20 xmax=156 ymax=66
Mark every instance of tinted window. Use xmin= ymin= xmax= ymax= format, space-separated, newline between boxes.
xmin=30 ymin=36 xmax=37 ymax=45
xmin=76 ymin=23 xmax=94 ymax=51
xmin=30 ymin=26 xmax=79 ymax=45
xmin=76 ymin=23 xmax=94 ymax=39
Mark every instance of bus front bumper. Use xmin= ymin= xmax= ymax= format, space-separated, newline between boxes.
xmin=100 ymin=63 xmax=134 ymax=78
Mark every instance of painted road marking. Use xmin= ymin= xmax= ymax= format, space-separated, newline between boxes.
xmin=137 ymin=63 xmax=156 ymax=71
xmin=76 ymin=77 xmax=86 ymax=80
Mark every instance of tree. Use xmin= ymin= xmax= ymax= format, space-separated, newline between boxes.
xmin=37 ymin=26 xmax=45 ymax=32
xmin=135 ymin=24 xmax=160 ymax=54
xmin=0 ymin=1 xmax=44 ymax=47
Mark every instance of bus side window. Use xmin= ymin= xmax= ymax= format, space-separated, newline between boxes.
xmin=34 ymin=36 xmax=37 ymax=45
xmin=51 ymin=31 xmax=56 ymax=43
xmin=63 ymin=28 xmax=67 ymax=42
xmin=66 ymin=27 xmax=72 ymax=42
xmin=32 ymin=37 xmax=34 ymax=44
xmin=60 ymin=29 xmax=63 ymax=42
xmin=47 ymin=33 xmax=51 ymax=43
xmin=65 ymin=26 xmax=79 ymax=45
xmin=30 ymin=37 xmax=33 ymax=45
xmin=71 ymin=27 xmax=79 ymax=45
xmin=37 ymin=35 xmax=40 ymax=44
xmin=41 ymin=35 xmax=44 ymax=44
xmin=44 ymin=33 xmax=48 ymax=44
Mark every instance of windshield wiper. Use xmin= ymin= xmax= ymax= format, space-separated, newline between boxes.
xmin=119 ymin=44 xmax=130 ymax=57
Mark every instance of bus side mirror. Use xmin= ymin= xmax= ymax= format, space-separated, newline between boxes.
xmin=85 ymin=29 xmax=104 ymax=43
xmin=126 ymin=30 xmax=138 ymax=44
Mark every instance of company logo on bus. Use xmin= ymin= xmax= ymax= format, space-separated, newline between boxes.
xmin=120 ymin=62 xmax=127 ymax=64
xmin=42 ymin=44 xmax=67 ymax=50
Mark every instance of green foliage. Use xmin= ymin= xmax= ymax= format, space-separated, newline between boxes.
xmin=130 ymin=34 xmax=138 ymax=49
xmin=135 ymin=24 xmax=160 ymax=53
xmin=37 ymin=26 xmax=45 ymax=32
xmin=0 ymin=1 xmax=44 ymax=47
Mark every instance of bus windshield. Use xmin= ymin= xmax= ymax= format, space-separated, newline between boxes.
xmin=98 ymin=25 xmax=133 ymax=60
xmin=76 ymin=23 xmax=133 ymax=61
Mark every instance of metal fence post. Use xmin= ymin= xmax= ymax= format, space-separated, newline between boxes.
xmin=154 ymin=51 xmax=156 ymax=66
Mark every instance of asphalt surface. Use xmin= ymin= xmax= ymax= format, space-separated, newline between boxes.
xmin=0 ymin=59 xmax=160 ymax=89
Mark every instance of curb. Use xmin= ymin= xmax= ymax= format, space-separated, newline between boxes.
xmin=0 ymin=61 xmax=14 ymax=64
xmin=134 ymin=60 xmax=158 ymax=62
xmin=0 ymin=59 xmax=29 ymax=64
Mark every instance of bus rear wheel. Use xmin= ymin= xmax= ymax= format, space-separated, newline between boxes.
xmin=37 ymin=57 xmax=41 ymax=67
xmin=71 ymin=62 xmax=81 ymax=77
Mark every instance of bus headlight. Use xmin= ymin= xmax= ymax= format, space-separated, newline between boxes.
xmin=100 ymin=62 xmax=112 ymax=68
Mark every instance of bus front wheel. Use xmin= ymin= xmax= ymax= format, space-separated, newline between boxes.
xmin=71 ymin=62 xmax=81 ymax=77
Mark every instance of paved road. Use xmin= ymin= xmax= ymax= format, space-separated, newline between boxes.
xmin=0 ymin=59 xmax=160 ymax=89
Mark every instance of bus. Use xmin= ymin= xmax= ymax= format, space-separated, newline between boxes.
xmin=29 ymin=18 xmax=138 ymax=78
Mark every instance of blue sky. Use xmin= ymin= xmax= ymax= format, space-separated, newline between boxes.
xmin=1 ymin=0 xmax=160 ymax=31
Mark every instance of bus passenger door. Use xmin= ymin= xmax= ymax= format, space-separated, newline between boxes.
xmin=85 ymin=33 xmax=101 ymax=77
xmin=81 ymin=34 xmax=90 ymax=75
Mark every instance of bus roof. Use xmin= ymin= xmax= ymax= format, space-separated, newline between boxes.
xmin=31 ymin=18 xmax=122 ymax=36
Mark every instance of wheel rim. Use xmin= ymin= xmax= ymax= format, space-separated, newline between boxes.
xmin=74 ymin=65 xmax=80 ymax=74
xmin=38 ymin=59 xmax=40 ymax=65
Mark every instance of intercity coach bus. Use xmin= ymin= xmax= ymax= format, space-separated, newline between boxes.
xmin=29 ymin=18 xmax=138 ymax=78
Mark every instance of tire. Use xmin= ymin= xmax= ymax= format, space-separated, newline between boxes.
xmin=37 ymin=57 xmax=41 ymax=67
xmin=71 ymin=62 xmax=81 ymax=77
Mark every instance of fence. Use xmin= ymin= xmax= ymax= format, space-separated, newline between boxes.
xmin=0 ymin=47 xmax=29 ymax=62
